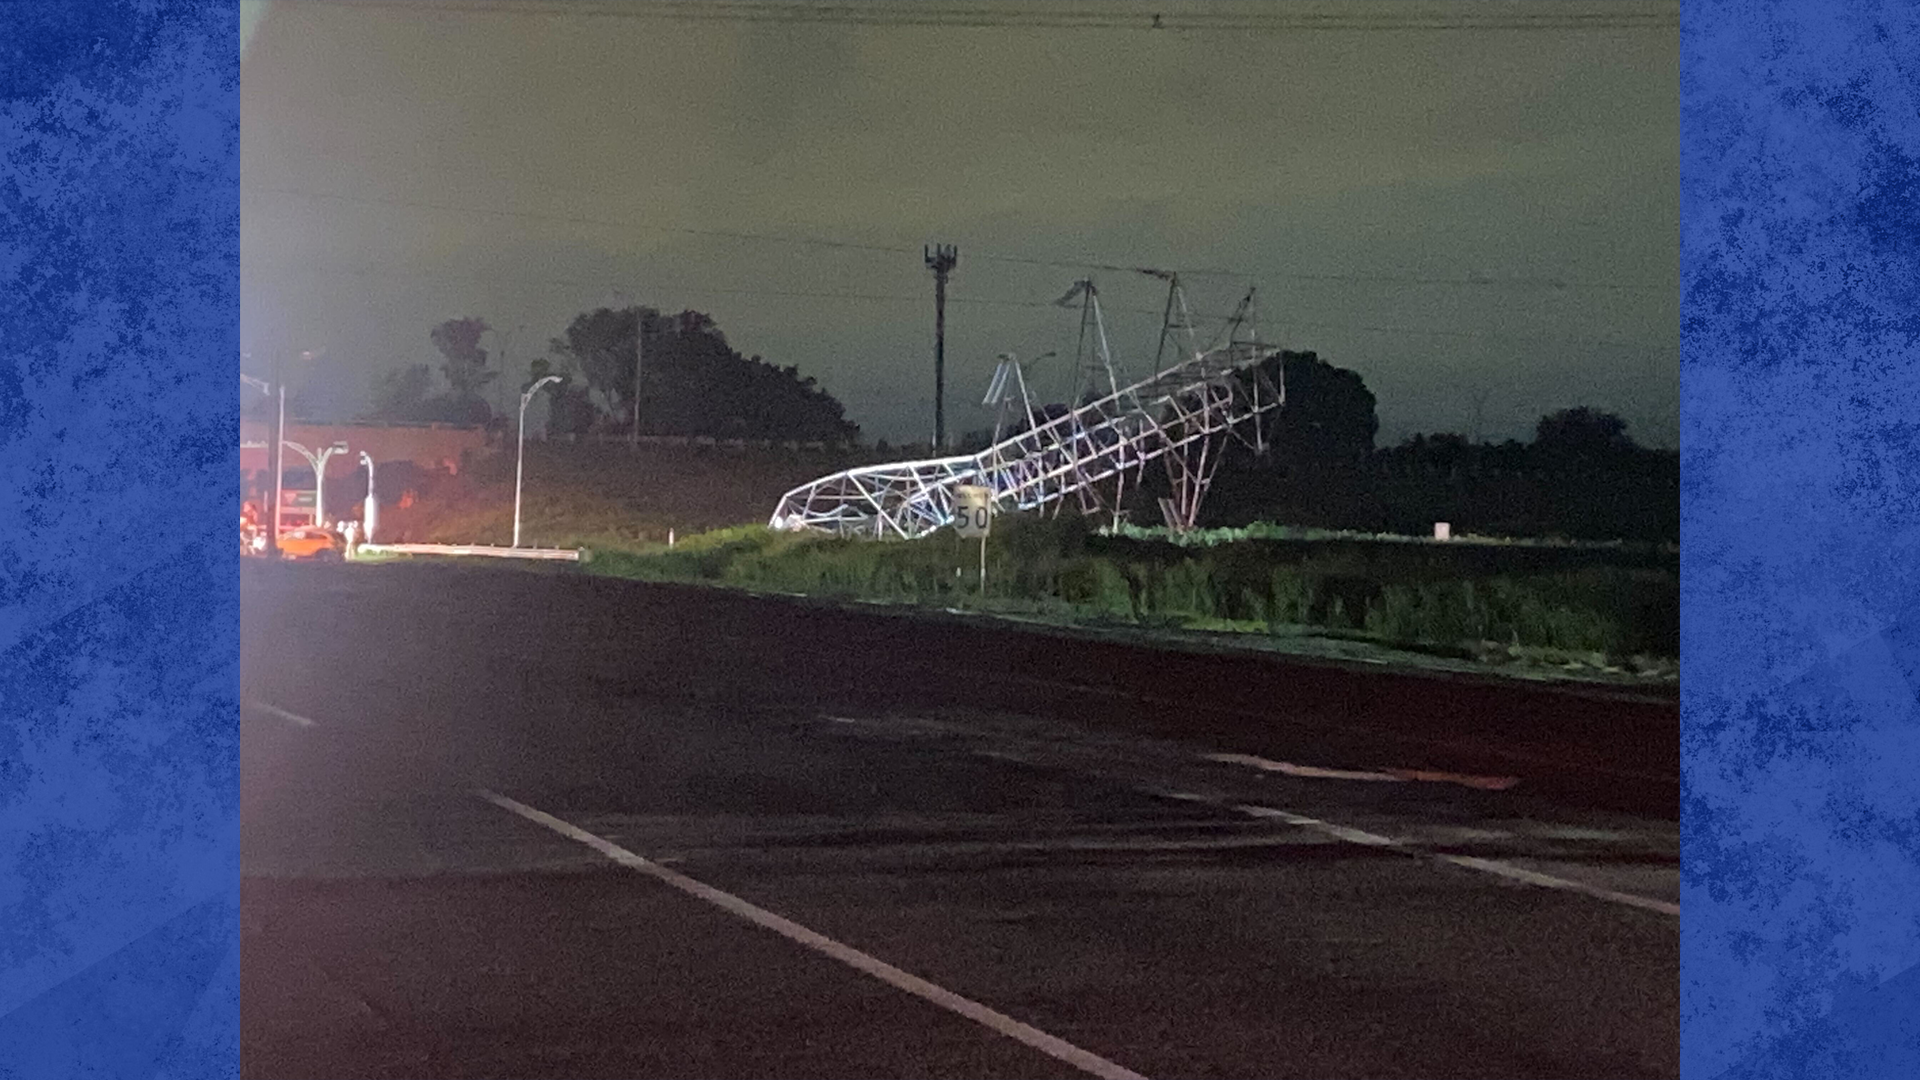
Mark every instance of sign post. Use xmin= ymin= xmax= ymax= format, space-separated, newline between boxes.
xmin=953 ymin=484 xmax=992 ymax=594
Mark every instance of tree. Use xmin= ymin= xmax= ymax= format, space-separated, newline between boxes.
xmin=366 ymin=363 xmax=434 ymax=421
xmin=524 ymin=356 xmax=599 ymax=438
xmin=430 ymin=316 xmax=497 ymax=420
xmin=550 ymin=307 xmax=643 ymax=419
xmin=1264 ymin=351 xmax=1379 ymax=466
xmin=1535 ymin=406 xmax=1632 ymax=450
xmin=956 ymin=427 xmax=998 ymax=454
xmin=242 ymin=385 xmax=316 ymax=422
xmin=550 ymin=303 xmax=862 ymax=445
xmin=1532 ymin=407 xmax=1637 ymax=469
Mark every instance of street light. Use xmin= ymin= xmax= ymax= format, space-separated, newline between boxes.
xmin=515 ymin=375 xmax=563 ymax=548
xmin=242 ymin=348 xmax=323 ymax=557
xmin=239 ymin=368 xmax=285 ymax=559
xmin=359 ymin=451 xmax=379 ymax=545
xmin=282 ymin=440 xmax=350 ymax=529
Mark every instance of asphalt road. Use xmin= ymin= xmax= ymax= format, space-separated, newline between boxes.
xmin=241 ymin=561 xmax=1678 ymax=1079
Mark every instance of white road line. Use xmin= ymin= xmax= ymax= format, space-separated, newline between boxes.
xmin=1231 ymin=804 xmax=1680 ymax=917
xmin=249 ymin=701 xmax=316 ymax=728
xmin=1002 ymin=673 xmax=1675 ymax=785
xmin=1203 ymin=752 xmax=1405 ymax=783
xmin=1005 ymin=834 xmax=1322 ymax=855
xmin=478 ymin=789 xmax=1150 ymax=1080
xmin=1203 ymin=752 xmax=1520 ymax=791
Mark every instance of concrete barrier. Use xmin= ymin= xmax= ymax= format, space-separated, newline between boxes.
xmin=357 ymin=543 xmax=586 ymax=562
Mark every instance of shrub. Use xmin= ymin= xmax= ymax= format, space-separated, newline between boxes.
xmin=1058 ymin=557 xmax=1134 ymax=618
xmin=1266 ymin=569 xmax=1319 ymax=626
xmin=1146 ymin=559 xmax=1218 ymax=619
xmin=583 ymin=520 xmax=1676 ymax=663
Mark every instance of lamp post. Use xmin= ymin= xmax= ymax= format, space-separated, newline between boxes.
xmin=240 ymin=369 xmax=284 ymax=559
xmin=359 ymin=451 xmax=379 ymax=545
xmin=282 ymin=440 xmax=349 ymax=529
xmin=243 ymin=348 xmax=323 ymax=557
xmin=516 ymin=375 xmax=562 ymax=548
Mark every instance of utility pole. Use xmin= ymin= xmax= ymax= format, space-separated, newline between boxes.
xmin=630 ymin=308 xmax=643 ymax=453
xmin=267 ymin=351 xmax=285 ymax=559
xmin=924 ymin=244 xmax=958 ymax=451
xmin=493 ymin=324 xmax=524 ymax=426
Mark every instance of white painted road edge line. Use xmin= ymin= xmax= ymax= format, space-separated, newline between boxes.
xmin=478 ymin=789 xmax=1150 ymax=1080
xmin=1231 ymin=804 xmax=1681 ymax=917
xmin=249 ymin=701 xmax=316 ymax=728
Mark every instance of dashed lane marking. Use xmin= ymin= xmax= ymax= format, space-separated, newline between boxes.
xmin=479 ymin=789 xmax=1151 ymax=1080
xmin=1229 ymin=803 xmax=1680 ymax=917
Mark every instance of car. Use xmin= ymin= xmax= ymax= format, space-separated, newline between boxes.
xmin=276 ymin=525 xmax=345 ymax=561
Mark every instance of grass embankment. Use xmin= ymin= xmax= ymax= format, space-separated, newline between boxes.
xmin=380 ymin=441 xmax=881 ymax=548
xmin=580 ymin=515 xmax=1679 ymax=679
xmin=370 ymin=444 xmax=1675 ymax=679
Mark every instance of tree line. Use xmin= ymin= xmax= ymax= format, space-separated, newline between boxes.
xmin=362 ymin=307 xmax=861 ymax=445
xmin=953 ymin=350 xmax=1673 ymax=540
xmin=1193 ymin=351 xmax=1678 ymax=541
xmin=343 ymin=312 xmax=1671 ymax=539
xmin=955 ymin=349 xmax=1668 ymax=478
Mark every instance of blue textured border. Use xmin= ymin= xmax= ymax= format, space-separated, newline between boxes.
xmin=0 ymin=2 xmax=239 ymax=1078
xmin=1682 ymin=1 xmax=1920 ymax=1077
xmin=1 ymin=0 xmax=1913 ymax=1076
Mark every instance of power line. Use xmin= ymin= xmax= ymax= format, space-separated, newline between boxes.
xmin=246 ymin=258 xmax=1665 ymax=349
xmin=246 ymin=184 xmax=1667 ymax=293
xmin=966 ymin=250 xmax=1662 ymax=291
xmin=323 ymin=0 xmax=1678 ymax=33
xmin=244 ymin=185 xmax=919 ymax=258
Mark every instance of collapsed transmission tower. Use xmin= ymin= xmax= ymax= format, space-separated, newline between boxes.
xmin=770 ymin=275 xmax=1284 ymax=539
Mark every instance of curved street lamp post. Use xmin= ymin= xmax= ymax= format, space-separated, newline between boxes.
xmin=359 ymin=451 xmax=378 ymax=546
xmin=282 ymin=440 xmax=350 ymax=530
xmin=516 ymin=375 xmax=563 ymax=548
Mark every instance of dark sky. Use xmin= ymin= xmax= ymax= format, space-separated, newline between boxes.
xmin=240 ymin=0 xmax=1678 ymax=447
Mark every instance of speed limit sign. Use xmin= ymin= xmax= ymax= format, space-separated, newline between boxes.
xmin=953 ymin=485 xmax=992 ymax=537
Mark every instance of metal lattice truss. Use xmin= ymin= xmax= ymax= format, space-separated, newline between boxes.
xmin=771 ymin=280 xmax=1284 ymax=539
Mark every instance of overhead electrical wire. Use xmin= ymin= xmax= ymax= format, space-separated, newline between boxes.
xmin=322 ymin=0 xmax=1678 ymax=34
xmin=244 ymin=185 xmax=920 ymax=259
xmin=245 ymin=258 xmax=1664 ymax=350
xmin=245 ymin=185 xmax=1667 ymax=293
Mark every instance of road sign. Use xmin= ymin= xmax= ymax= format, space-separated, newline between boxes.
xmin=282 ymin=489 xmax=315 ymax=509
xmin=953 ymin=485 xmax=992 ymax=537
